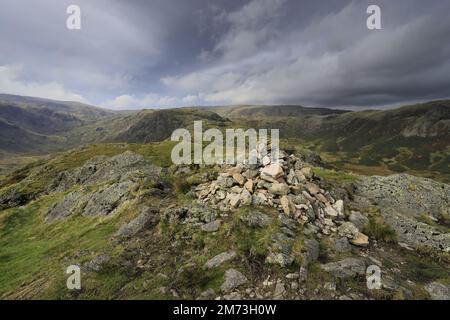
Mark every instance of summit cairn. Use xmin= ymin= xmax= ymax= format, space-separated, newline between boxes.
xmin=194 ymin=144 xmax=365 ymax=240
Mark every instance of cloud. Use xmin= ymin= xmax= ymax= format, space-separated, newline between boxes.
xmin=2 ymin=0 xmax=450 ymax=108
xmin=161 ymin=0 xmax=450 ymax=107
xmin=0 ymin=65 xmax=87 ymax=103
xmin=101 ymin=93 xmax=190 ymax=110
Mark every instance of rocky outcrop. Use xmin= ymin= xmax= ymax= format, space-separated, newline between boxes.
xmin=116 ymin=207 xmax=159 ymax=238
xmin=424 ymin=282 xmax=450 ymax=300
xmin=204 ymin=251 xmax=236 ymax=269
xmin=383 ymin=209 xmax=450 ymax=252
xmin=48 ymin=151 xmax=163 ymax=193
xmin=220 ymin=269 xmax=248 ymax=293
xmin=355 ymin=174 xmax=449 ymax=219
xmin=321 ymin=258 xmax=366 ymax=278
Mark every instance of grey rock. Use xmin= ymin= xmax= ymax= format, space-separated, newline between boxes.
xmin=338 ymin=222 xmax=359 ymax=239
xmin=198 ymin=288 xmax=216 ymax=300
xmin=49 ymin=151 xmax=162 ymax=193
xmin=204 ymin=251 xmax=236 ymax=269
xmin=201 ymin=220 xmax=221 ymax=232
xmin=332 ymin=237 xmax=352 ymax=253
xmin=82 ymin=182 xmax=132 ymax=216
xmin=425 ymin=282 xmax=450 ymax=300
xmin=356 ymin=174 xmax=450 ymax=219
xmin=116 ymin=207 xmax=159 ymax=238
xmin=239 ymin=209 xmax=273 ymax=228
xmin=220 ymin=269 xmax=248 ymax=293
xmin=46 ymin=190 xmax=88 ymax=221
xmin=83 ymin=254 xmax=110 ymax=272
xmin=223 ymin=292 xmax=242 ymax=300
xmin=302 ymin=238 xmax=320 ymax=265
xmin=321 ymin=258 xmax=366 ymax=278
xmin=273 ymin=280 xmax=286 ymax=300
xmin=349 ymin=211 xmax=369 ymax=231
xmin=383 ymin=209 xmax=449 ymax=251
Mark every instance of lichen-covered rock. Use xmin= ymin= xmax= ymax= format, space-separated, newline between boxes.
xmin=82 ymin=181 xmax=132 ymax=216
xmin=321 ymin=258 xmax=366 ymax=278
xmin=425 ymin=282 xmax=450 ymax=300
xmin=220 ymin=269 xmax=248 ymax=293
xmin=356 ymin=174 xmax=450 ymax=219
xmin=48 ymin=151 xmax=162 ymax=193
xmin=204 ymin=251 xmax=236 ymax=269
xmin=46 ymin=190 xmax=88 ymax=221
xmin=116 ymin=207 xmax=159 ymax=238
xmin=239 ymin=209 xmax=273 ymax=228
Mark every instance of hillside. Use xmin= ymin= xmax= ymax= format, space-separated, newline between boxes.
xmin=0 ymin=142 xmax=448 ymax=299
xmin=0 ymin=95 xmax=448 ymax=181
xmin=0 ymin=94 xmax=116 ymax=154
xmin=206 ymin=105 xmax=349 ymax=119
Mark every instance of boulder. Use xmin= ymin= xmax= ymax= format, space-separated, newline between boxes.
xmin=201 ymin=220 xmax=221 ymax=232
xmin=424 ymin=282 xmax=450 ymax=300
xmin=240 ymin=209 xmax=273 ymax=227
xmin=204 ymin=251 xmax=236 ymax=269
xmin=300 ymin=167 xmax=314 ymax=179
xmin=349 ymin=211 xmax=369 ymax=231
xmin=305 ymin=183 xmax=320 ymax=195
xmin=268 ymin=183 xmax=290 ymax=196
xmin=350 ymin=232 xmax=369 ymax=247
xmin=338 ymin=222 xmax=359 ymax=239
xmin=261 ymin=164 xmax=284 ymax=180
xmin=321 ymin=258 xmax=366 ymax=278
xmin=220 ymin=269 xmax=248 ymax=293
xmin=116 ymin=207 xmax=159 ymax=238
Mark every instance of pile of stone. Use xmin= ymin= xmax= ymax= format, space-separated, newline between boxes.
xmin=195 ymin=147 xmax=368 ymax=244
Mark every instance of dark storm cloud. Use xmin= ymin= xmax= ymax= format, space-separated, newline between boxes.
xmin=0 ymin=0 xmax=450 ymax=109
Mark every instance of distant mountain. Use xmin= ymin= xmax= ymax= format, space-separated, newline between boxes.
xmin=234 ymin=100 xmax=450 ymax=179
xmin=205 ymin=104 xmax=349 ymax=119
xmin=0 ymin=94 xmax=448 ymax=180
xmin=0 ymin=94 xmax=116 ymax=153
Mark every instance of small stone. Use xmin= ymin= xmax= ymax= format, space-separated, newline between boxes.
xmin=204 ymin=251 xmax=236 ymax=269
xmin=300 ymin=167 xmax=314 ymax=179
xmin=280 ymin=196 xmax=290 ymax=215
xmin=261 ymin=164 xmax=284 ymax=180
xmin=262 ymin=156 xmax=271 ymax=166
xmin=244 ymin=179 xmax=254 ymax=193
xmin=268 ymin=183 xmax=290 ymax=195
xmin=273 ymin=280 xmax=286 ymax=300
xmin=350 ymin=232 xmax=369 ymax=247
xmin=324 ymin=282 xmax=336 ymax=291
xmin=324 ymin=205 xmax=339 ymax=218
xmin=349 ymin=211 xmax=369 ymax=231
xmin=332 ymin=200 xmax=344 ymax=216
xmin=424 ymin=282 xmax=450 ymax=300
xmin=201 ymin=220 xmax=221 ymax=232
xmin=305 ymin=183 xmax=320 ymax=195
xmin=220 ymin=269 xmax=248 ymax=293
xmin=232 ymin=172 xmax=245 ymax=185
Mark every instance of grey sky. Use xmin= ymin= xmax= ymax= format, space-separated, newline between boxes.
xmin=0 ymin=0 xmax=449 ymax=109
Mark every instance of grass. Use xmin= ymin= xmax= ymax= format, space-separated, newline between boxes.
xmin=0 ymin=188 xmax=144 ymax=298
xmin=312 ymin=167 xmax=359 ymax=183
xmin=363 ymin=215 xmax=397 ymax=243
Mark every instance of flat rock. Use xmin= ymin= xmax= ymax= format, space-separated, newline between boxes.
xmin=425 ymin=282 xmax=450 ymax=300
xmin=220 ymin=269 xmax=248 ymax=293
xmin=321 ymin=258 xmax=366 ymax=278
xmin=116 ymin=207 xmax=159 ymax=238
xmin=201 ymin=220 xmax=221 ymax=232
xmin=350 ymin=232 xmax=369 ymax=247
xmin=204 ymin=251 xmax=236 ymax=269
